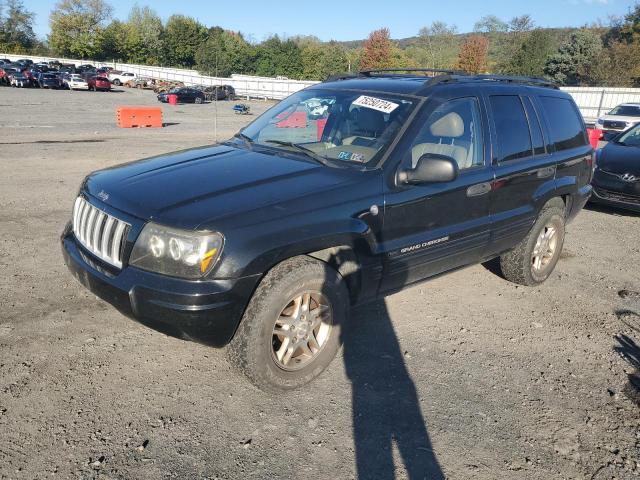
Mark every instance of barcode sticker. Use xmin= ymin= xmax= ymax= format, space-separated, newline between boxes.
xmin=352 ymin=95 xmax=399 ymax=114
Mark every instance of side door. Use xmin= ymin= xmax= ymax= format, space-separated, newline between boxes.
xmin=484 ymin=92 xmax=558 ymax=257
xmin=379 ymin=95 xmax=494 ymax=294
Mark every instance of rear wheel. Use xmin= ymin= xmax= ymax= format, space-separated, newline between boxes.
xmin=500 ymin=199 xmax=566 ymax=286
xmin=112 ymin=79 xmax=121 ymax=86
xmin=195 ymin=96 xmax=203 ymax=104
xmin=228 ymin=256 xmax=348 ymax=392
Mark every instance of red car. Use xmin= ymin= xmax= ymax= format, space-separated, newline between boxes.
xmin=88 ymin=76 xmax=111 ymax=91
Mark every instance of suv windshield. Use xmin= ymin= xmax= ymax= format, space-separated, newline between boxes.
xmin=239 ymin=89 xmax=415 ymax=167
xmin=615 ymin=124 xmax=640 ymax=147
xmin=608 ymin=105 xmax=640 ymax=116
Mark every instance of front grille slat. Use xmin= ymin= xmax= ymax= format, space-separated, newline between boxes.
xmin=72 ymin=196 xmax=130 ymax=269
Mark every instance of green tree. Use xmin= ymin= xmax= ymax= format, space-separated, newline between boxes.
xmin=503 ymin=29 xmax=554 ymax=77
xmin=0 ymin=0 xmax=36 ymax=52
xmin=616 ymin=3 xmax=640 ymax=44
xmin=584 ymin=41 xmax=640 ymax=86
xmin=163 ymin=14 xmax=207 ymax=67
xmin=254 ymin=36 xmax=303 ymax=78
xmin=474 ymin=15 xmax=508 ymax=34
xmin=124 ymin=5 xmax=163 ymax=64
xmin=300 ymin=40 xmax=348 ymax=80
xmin=544 ymin=30 xmax=602 ymax=85
xmin=49 ymin=0 xmax=113 ymax=58
xmin=100 ymin=19 xmax=127 ymax=60
xmin=195 ymin=29 xmax=254 ymax=77
xmin=417 ymin=21 xmax=459 ymax=69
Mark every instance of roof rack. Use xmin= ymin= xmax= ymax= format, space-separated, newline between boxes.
xmin=324 ymin=70 xmax=558 ymax=91
xmin=470 ymin=74 xmax=558 ymax=89
xmin=359 ymin=68 xmax=466 ymax=77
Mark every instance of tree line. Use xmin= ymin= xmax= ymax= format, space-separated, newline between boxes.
xmin=3 ymin=0 xmax=640 ymax=86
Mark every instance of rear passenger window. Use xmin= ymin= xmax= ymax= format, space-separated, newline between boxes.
xmin=490 ymin=95 xmax=532 ymax=162
xmin=523 ymin=97 xmax=546 ymax=156
xmin=539 ymin=96 xmax=586 ymax=151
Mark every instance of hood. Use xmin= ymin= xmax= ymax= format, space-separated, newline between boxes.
xmin=598 ymin=141 xmax=640 ymax=174
xmin=84 ymin=144 xmax=365 ymax=230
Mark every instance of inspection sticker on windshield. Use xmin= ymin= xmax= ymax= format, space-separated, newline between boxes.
xmin=352 ymin=95 xmax=399 ymax=114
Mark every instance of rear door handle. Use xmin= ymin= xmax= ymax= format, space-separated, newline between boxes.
xmin=466 ymin=182 xmax=492 ymax=197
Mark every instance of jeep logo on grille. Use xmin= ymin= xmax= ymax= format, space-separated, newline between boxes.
xmin=621 ymin=173 xmax=637 ymax=182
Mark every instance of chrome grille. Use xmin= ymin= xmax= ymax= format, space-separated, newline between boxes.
xmin=72 ymin=196 xmax=130 ymax=269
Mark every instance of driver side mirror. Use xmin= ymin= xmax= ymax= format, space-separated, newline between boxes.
xmin=397 ymin=153 xmax=459 ymax=185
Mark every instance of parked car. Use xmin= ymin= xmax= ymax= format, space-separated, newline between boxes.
xmin=591 ymin=123 xmax=640 ymax=212
xmin=76 ymin=64 xmax=94 ymax=73
xmin=0 ymin=67 xmax=17 ymax=85
xmin=37 ymin=72 xmax=62 ymax=89
xmin=595 ymin=103 xmax=640 ymax=137
xmin=157 ymin=87 xmax=206 ymax=104
xmin=61 ymin=70 xmax=593 ymax=392
xmin=63 ymin=74 xmax=89 ymax=90
xmin=108 ymin=71 xmax=136 ymax=86
xmin=87 ymin=75 xmax=111 ymax=91
xmin=201 ymin=84 xmax=236 ymax=101
xmin=59 ymin=64 xmax=76 ymax=74
xmin=9 ymin=72 xmax=28 ymax=87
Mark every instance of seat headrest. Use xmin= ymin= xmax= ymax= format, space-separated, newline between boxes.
xmin=429 ymin=112 xmax=464 ymax=138
xmin=354 ymin=108 xmax=386 ymax=134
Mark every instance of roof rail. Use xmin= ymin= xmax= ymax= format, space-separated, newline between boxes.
xmin=468 ymin=74 xmax=558 ymax=89
xmin=359 ymin=68 xmax=466 ymax=77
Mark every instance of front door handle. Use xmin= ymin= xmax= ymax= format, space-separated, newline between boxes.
xmin=467 ymin=182 xmax=492 ymax=197
xmin=537 ymin=166 xmax=556 ymax=178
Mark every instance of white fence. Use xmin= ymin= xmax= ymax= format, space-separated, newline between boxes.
xmin=560 ymin=87 xmax=640 ymax=123
xmin=4 ymin=52 xmax=640 ymax=115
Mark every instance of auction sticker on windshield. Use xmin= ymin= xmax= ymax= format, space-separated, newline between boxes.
xmin=352 ymin=95 xmax=399 ymax=114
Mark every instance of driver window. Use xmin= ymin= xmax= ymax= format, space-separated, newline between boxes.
xmin=410 ymin=97 xmax=484 ymax=170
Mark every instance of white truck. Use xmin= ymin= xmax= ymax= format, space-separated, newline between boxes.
xmin=107 ymin=71 xmax=137 ymax=86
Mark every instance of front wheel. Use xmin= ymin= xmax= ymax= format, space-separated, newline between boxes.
xmin=112 ymin=79 xmax=121 ymax=86
xmin=500 ymin=199 xmax=566 ymax=286
xmin=228 ymin=256 xmax=348 ymax=392
xmin=195 ymin=96 xmax=203 ymax=104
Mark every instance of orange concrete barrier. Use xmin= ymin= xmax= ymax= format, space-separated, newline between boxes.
xmin=117 ymin=106 xmax=163 ymax=128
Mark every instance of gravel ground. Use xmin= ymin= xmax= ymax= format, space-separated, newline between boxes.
xmin=0 ymin=86 xmax=639 ymax=480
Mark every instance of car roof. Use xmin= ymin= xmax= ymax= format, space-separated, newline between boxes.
xmin=616 ymin=103 xmax=640 ymax=107
xmin=314 ymin=70 xmax=560 ymax=98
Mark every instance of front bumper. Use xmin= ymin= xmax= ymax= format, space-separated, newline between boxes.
xmin=591 ymin=187 xmax=640 ymax=212
xmin=591 ymin=170 xmax=640 ymax=212
xmin=61 ymin=225 xmax=261 ymax=347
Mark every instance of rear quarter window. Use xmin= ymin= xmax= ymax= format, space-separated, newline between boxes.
xmin=539 ymin=96 xmax=586 ymax=152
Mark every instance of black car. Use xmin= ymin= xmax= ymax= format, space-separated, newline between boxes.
xmin=62 ymin=70 xmax=593 ymax=391
xmin=157 ymin=87 xmax=206 ymax=104
xmin=591 ymin=124 xmax=640 ymax=212
xmin=37 ymin=73 xmax=62 ymax=89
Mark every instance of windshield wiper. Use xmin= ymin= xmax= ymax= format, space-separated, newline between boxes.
xmin=262 ymin=140 xmax=330 ymax=166
xmin=232 ymin=132 xmax=254 ymax=150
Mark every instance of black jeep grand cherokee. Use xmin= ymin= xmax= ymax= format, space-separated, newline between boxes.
xmin=62 ymin=70 xmax=593 ymax=391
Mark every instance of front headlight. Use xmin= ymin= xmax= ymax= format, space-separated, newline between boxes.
xmin=129 ymin=223 xmax=223 ymax=279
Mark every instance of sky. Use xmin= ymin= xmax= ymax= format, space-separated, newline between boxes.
xmin=27 ymin=0 xmax=638 ymax=41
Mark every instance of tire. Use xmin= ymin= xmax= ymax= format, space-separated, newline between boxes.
xmin=499 ymin=198 xmax=566 ymax=286
xmin=113 ymin=79 xmax=121 ymax=86
xmin=228 ymin=256 xmax=349 ymax=392
xmin=195 ymin=96 xmax=203 ymax=104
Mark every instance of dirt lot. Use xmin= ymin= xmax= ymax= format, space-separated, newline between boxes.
xmin=0 ymin=86 xmax=639 ymax=480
